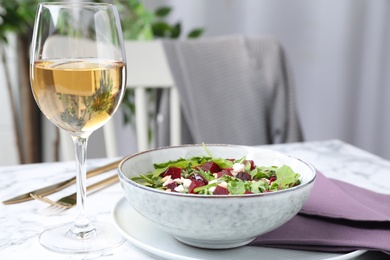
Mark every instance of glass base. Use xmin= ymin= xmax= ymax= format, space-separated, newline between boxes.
xmin=39 ymin=221 xmax=124 ymax=254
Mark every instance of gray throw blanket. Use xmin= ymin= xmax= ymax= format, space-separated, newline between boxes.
xmin=156 ymin=35 xmax=303 ymax=147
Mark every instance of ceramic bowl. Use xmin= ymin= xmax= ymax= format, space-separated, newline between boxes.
xmin=118 ymin=145 xmax=316 ymax=249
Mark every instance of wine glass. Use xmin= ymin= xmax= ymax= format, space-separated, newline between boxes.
xmin=30 ymin=2 xmax=126 ymax=254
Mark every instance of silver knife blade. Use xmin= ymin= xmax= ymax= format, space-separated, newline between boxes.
xmin=2 ymin=158 xmax=122 ymax=205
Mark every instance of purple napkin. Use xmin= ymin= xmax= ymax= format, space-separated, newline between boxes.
xmin=250 ymin=171 xmax=390 ymax=254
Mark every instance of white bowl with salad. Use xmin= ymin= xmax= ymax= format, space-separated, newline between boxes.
xmin=118 ymin=144 xmax=316 ymax=249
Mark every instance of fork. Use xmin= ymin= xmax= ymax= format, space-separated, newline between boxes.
xmin=30 ymin=174 xmax=119 ymax=209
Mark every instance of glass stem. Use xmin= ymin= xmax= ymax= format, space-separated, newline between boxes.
xmin=68 ymin=134 xmax=96 ymax=239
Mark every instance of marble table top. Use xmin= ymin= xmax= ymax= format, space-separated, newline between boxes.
xmin=1 ymin=139 xmax=389 ymax=259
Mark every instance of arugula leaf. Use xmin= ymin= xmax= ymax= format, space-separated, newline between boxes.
xmin=249 ymin=179 xmax=269 ymax=193
xmin=235 ymin=156 xmax=246 ymax=164
xmin=244 ymin=161 xmax=251 ymax=172
xmin=211 ymin=158 xmax=233 ymax=169
xmin=202 ymin=142 xmax=213 ymax=157
xmin=153 ymin=158 xmax=187 ymax=169
xmin=152 ymin=156 xmax=214 ymax=178
xmin=194 ymin=183 xmax=217 ymax=193
xmin=131 ymin=173 xmax=162 ymax=187
xmin=152 ymin=159 xmax=188 ymax=177
xmin=189 ymin=156 xmax=212 ymax=166
xmin=228 ymin=181 xmax=246 ymax=195
xmin=140 ymin=174 xmax=154 ymax=184
xmin=250 ymin=166 xmax=277 ymax=179
xmin=196 ymin=168 xmax=214 ymax=181
xmin=271 ymin=165 xmax=299 ymax=190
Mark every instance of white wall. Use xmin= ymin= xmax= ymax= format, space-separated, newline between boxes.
xmin=143 ymin=0 xmax=390 ymax=160
xmin=0 ymin=35 xmax=20 ymax=166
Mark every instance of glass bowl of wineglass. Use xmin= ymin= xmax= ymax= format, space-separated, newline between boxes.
xmin=30 ymin=2 xmax=126 ymax=254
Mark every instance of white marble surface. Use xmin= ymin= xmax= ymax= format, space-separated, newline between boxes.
xmin=1 ymin=139 xmax=389 ymax=259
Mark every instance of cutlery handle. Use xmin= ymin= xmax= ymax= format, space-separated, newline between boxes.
xmin=57 ymin=159 xmax=122 ymax=191
xmin=2 ymin=159 xmax=123 ymax=205
xmin=86 ymin=174 xmax=119 ymax=192
xmin=86 ymin=158 xmax=122 ymax=178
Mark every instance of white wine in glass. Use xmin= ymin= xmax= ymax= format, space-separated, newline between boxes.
xmin=30 ymin=2 xmax=126 ymax=254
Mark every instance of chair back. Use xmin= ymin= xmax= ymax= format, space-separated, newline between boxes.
xmin=157 ymin=35 xmax=303 ymax=147
xmin=103 ymin=40 xmax=180 ymax=157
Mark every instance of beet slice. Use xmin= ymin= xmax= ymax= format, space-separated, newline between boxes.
xmin=163 ymin=167 xmax=181 ymax=179
xmin=201 ymin=162 xmax=221 ymax=173
xmin=213 ymin=185 xmax=230 ymax=195
xmin=216 ymin=169 xmax=233 ymax=178
xmin=236 ymin=171 xmax=252 ymax=181
xmin=190 ymin=173 xmax=208 ymax=184
xmin=188 ymin=180 xmax=205 ymax=193
xmin=166 ymin=182 xmax=178 ymax=191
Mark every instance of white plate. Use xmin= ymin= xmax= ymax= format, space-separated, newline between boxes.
xmin=112 ymin=197 xmax=366 ymax=260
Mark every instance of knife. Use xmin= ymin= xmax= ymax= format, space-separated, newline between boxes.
xmin=2 ymin=158 xmax=123 ymax=205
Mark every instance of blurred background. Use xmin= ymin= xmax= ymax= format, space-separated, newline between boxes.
xmin=1 ymin=0 xmax=390 ymax=165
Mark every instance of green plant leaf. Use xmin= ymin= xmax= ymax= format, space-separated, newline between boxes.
xmin=0 ymin=35 xmax=7 ymax=43
xmin=170 ymin=22 xmax=181 ymax=38
xmin=187 ymin=28 xmax=204 ymax=38
xmin=152 ymin=21 xmax=172 ymax=37
xmin=155 ymin=6 xmax=172 ymax=17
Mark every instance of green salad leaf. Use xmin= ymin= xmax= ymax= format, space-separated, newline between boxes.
xmin=228 ymin=181 xmax=246 ymax=195
xmin=270 ymin=165 xmax=300 ymax=190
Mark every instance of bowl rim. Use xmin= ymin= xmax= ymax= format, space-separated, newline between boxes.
xmin=118 ymin=144 xmax=317 ymax=199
